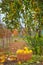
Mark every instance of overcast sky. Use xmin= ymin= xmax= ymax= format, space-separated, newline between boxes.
xmin=0 ymin=0 xmax=1 ymax=2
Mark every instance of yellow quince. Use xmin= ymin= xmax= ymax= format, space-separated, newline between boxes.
xmin=24 ymin=50 xmax=27 ymax=54
xmin=24 ymin=47 xmax=28 ymax=51
xmin=16 ymin=49 xmax=24 ymax=54
xmin=29 ymin=50 xmax=32 ymax=53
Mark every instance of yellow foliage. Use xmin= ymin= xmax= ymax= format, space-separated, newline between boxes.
xmin=0 ymin=55 xmax=5 ymax=62
xmin=0 ymin=55 xmax=5 ymax=59
xmin=18 ymin=0 xmax=22 ymax=5
xmin=0 ymin=59 xmax=5 ymax=63
xmin=18 ymin=61 xmax=21 ymax=64
xmin=35 ymin=7 xmax=40 ymax=12
xmin=10 ymin=2 xmax=14 ymax=9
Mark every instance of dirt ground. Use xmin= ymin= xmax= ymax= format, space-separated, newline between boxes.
xmin=0 ymin=61 xmax=43 ymax=65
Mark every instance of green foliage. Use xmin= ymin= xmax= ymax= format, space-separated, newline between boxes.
xmin=25 ymin=35 xmax=43 ymax=55
xmin=0 ymin=0 xmax=43 ymax=32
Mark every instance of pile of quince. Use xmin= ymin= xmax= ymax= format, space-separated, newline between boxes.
xmin=16 ymin=47 xmax=33 ymax=61
xmin=16 ymin=47 xmax=32 ymax=54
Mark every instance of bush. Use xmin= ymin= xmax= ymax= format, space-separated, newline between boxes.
xmin=24 ymin=35 xmax=43 ymax=55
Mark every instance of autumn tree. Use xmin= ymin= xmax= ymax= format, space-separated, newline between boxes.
xmin=0 ymin=0 xmax=43 ymax=36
